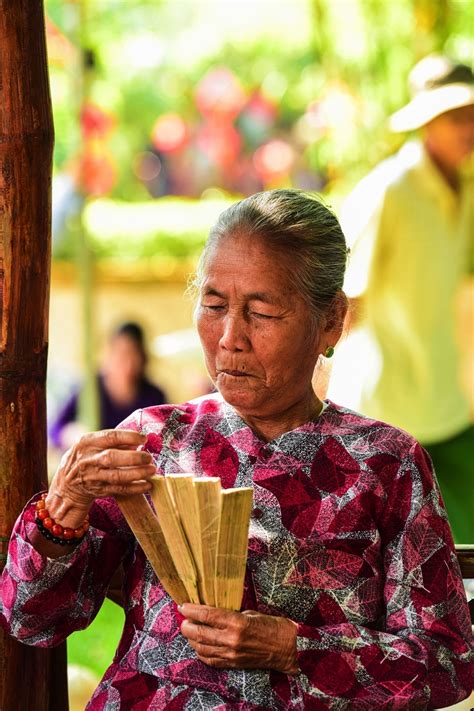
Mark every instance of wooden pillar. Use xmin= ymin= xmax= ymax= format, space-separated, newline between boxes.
xmin=0 ymin=1 xmax=67 ymax=708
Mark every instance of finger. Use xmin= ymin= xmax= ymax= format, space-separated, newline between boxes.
xmin=188 ymin=641 xmax=232 ymax=659
xmin=65 ymin=450 xmax=154 ymax=483
xmin=74 ymin=476 xmax=154 ymax=498
xmin=72 ymin=463 xmax=156 ymax=489
xmin=181 ymin=619 xmax=228 ymax=647
xmin=179 ymin=603 xmax=235 ymax=628
xmin=92 ymin=448 xmax=154 ymax=469
xmin=192 ymin=646 xmax=236 ymax=667
xmin=77 ymin=429 xmax=147 ymax=450
xmin=97 ymin=465 xmax=157 ymax=483
xmin=101 ymin=480 xmax=154 ymax=496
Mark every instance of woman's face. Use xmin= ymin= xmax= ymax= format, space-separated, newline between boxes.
xmin=105 ymin=334 xmax=145 ymax=382
xmin=196 ymin=233 xmax=334 ymax=421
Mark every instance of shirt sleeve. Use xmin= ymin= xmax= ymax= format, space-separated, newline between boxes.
xmin=340 ymin=160 xmax=397 ymax=300
xmin=292 ymin=444 xmax=473 ymax=708
xmin=0 ymin=493 xmax=131 ymax=647
xmin=0 ymin=409 xmax=143 ymax=647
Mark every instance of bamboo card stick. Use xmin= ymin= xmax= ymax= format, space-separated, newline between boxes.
xmin=115 ymin=493 xmax=188 ymax=604
xmin=214 ymin=487 xmax=253 ymax=611
xmin=150 ymin=475 xmax=200 ymax=604
xmin=166 ymin=474 xmax=205 ymax=602
xmin=193 ymin=477 xmax=222 ymax=606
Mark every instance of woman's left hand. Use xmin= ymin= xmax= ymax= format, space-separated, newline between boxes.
xmin=180 ymin=604 xmax=299 ymax=674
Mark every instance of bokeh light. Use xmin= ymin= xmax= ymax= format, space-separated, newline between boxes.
xmin=132 ymin=151 xmax=162 ymax=182
xmin=195 ymin=67 xmax=246 ymax=119
xmin=151 ymin=113 xmax=188 ymax=153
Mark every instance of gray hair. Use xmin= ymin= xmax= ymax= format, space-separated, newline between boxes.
xmin=193 ymin=189 xmax=348 ymax=323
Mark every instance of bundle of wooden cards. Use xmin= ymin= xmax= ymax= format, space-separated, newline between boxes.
xmin=116 ymin=475 xmax=253 ymax=610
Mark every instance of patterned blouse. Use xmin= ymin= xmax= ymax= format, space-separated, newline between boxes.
xmin=1 ymin=397 xmax=472 ymax=710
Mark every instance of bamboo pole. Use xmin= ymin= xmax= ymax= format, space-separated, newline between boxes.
xmin=0 ymin=2 xmax=65 ymax=709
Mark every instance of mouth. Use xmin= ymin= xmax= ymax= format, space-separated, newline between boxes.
xmin=217 ymin=369 xmax=249 ymax=377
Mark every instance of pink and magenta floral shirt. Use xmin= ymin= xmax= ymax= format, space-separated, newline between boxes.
xmin=1 ymin=397 xmax=472 ymax=709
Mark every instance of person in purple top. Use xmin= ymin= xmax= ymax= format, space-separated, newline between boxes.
xmin=49 ymin=321 xmax=167 ymax=450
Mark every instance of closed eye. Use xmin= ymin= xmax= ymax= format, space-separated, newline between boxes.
xmin=202 ymin=303 xmax=225 ymax=311
xmin=250 ymin=311 xmax=277 ymax=319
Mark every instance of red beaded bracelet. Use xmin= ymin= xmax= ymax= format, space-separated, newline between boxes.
xmin=34 ymin=494 xmax=90 ymax=547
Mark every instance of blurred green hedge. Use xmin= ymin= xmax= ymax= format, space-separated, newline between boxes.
xmin=54 ymin=196 xmax=234 ymax=261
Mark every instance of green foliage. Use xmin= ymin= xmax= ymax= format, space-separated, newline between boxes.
xmin=46 ymin=0 xmax=473 ymax=257
xmin=68 ymin=598 xmax=124 ymax=678
xmin=54 ymin=196 xmax=234 ymax=260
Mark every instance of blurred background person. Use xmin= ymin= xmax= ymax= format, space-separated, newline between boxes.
xmin=50 ymin=321 xmax=167 ymax=450
xmin=328 ymin=55 xmax=474 ymax=543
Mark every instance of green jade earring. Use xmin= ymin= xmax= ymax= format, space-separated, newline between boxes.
xmin=324 ymin=346 xmax=334 ymax=358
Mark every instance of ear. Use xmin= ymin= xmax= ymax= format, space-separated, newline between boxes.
xmin=324 ymin=291 xmax=348 ymax=347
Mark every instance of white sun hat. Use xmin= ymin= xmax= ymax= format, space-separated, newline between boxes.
xmin=389 ymin=54 xmax=474 ymax=132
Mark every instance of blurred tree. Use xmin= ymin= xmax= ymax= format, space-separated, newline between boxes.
xmin=45 ymin=0 xmax=473 ymax=254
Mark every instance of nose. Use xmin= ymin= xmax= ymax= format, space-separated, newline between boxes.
xmin=218 ymin=313 xmax=249 ymax=352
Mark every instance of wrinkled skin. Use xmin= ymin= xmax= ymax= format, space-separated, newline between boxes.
xmin=34 ymin=429 xmax=154 ymax=557
xmin=196 ymin=232 xmax=346 ymax=441
xmin=180 ymin=604 xmax=299 ymax=674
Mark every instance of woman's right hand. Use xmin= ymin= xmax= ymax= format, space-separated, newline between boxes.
xmin=43 ymin=429 xmax=155 ymax=534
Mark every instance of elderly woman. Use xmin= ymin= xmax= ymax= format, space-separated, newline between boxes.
xmin=0 ymin=190 xmax=472 ymax=710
